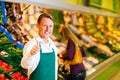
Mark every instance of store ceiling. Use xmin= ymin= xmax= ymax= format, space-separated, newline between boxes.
xmin=2 ymin=0 xmax=120 ymax=18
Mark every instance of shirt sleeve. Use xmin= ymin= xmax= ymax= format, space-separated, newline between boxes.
xmin=21 ymin=39 xmax=36 ymax=69
xmin=79 ymin=46 xmax=86 ymax=57
xmin=62 ymin=39 xmax=86 ymax=60
xmin=62 ymin=39 xmax=75 ymax=60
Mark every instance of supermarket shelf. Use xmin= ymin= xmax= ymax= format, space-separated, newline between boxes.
xmin=0 ymin=25 xmax=24 ymax=49
xmin=86 ymin=53 xmax=120 ymax=80
xmin=2 ymin=0 xmax=120 ymax=18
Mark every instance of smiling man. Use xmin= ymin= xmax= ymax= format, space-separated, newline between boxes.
xmin=21 ymin=13 xmax=58 ymax=80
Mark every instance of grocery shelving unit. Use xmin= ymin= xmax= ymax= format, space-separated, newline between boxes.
xmin=1 ymin=0 xmax=120 ymax=80
xmin=2 ymin=0 xmax=120 ymax=18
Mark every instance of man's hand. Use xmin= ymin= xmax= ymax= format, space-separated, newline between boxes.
xmin=30 ymin=40 xmax=40 ymax=55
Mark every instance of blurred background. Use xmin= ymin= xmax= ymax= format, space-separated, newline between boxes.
xmin=0 ymin=0 xmax=120 ymax=80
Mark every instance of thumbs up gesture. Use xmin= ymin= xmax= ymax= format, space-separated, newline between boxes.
xmin=30 ymin=40 xmax=40 ymax=55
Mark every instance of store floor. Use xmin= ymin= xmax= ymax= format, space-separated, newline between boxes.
xmin=93 ymin=60 xmax=120 ymax=80
xmin=108 ymin=69 xmax=120 ymax=80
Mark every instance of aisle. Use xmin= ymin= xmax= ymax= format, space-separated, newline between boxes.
xmin=94 ymin=60 xmax=120 ymax=80
xmin=108 ymin=69 xmax=120 ymax=80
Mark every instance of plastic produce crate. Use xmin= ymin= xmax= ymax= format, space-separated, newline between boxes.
xmin=0 ymin=47 xmax=21 ymax=68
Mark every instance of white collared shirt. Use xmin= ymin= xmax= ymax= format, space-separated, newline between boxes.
xmin=21 ymin=35 xmax=58 ymax=80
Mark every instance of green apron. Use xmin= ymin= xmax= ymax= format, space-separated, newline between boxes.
xmin=30 ymin=45 xmax=55 ymax=80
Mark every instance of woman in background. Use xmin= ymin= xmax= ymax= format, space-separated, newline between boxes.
xmin=59 ymin=24 xmax=86 ymax=80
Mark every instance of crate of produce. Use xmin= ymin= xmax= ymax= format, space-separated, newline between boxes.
xmin=7 ymin=67 xmax=28 ymax=80
xmin=0 ymin=59 xmax=28 ymax=80
xmin=0 ymin=34 xmax=12 ymax=46
xmin=0 ymin=48 xmax=21 ymax=68
xmin=0 ymin=73 xmax=11 ymax=80
xmin=0 ymin=59 xmax=14 ymax=79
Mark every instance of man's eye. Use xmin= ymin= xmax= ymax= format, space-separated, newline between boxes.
xmin=43 ymin=25 xmax=47 ymax=27
xmin=49 ymin=25 xmax=53 ymax=28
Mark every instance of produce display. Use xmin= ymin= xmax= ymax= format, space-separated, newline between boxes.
xmin=84 ymin=14 xmax=120 ymax=53
xmin=0 ymin=32 xmax=28 ymax=80
xmin=1 ymin=1 xmax=120 ymax=80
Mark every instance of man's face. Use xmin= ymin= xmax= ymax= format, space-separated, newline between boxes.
xmin=37 ymin=17 xmax=54 ymax=39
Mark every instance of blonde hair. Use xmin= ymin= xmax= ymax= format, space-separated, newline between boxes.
xmin=59 ymin=24 xmax=81 ymax=46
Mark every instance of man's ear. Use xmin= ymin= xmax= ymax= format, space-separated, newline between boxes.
xmin=36 ymin=23 xmax=39 ymax=28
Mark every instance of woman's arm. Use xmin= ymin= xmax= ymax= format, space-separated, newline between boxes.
xmin=79 ymin=46 xmax=86 ymax=57
xmin=62 ymin=39 xmax=75 ymax=60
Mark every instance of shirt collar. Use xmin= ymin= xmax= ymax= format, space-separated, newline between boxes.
xmin=35 ymin=35 xmax=51 ymax=44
